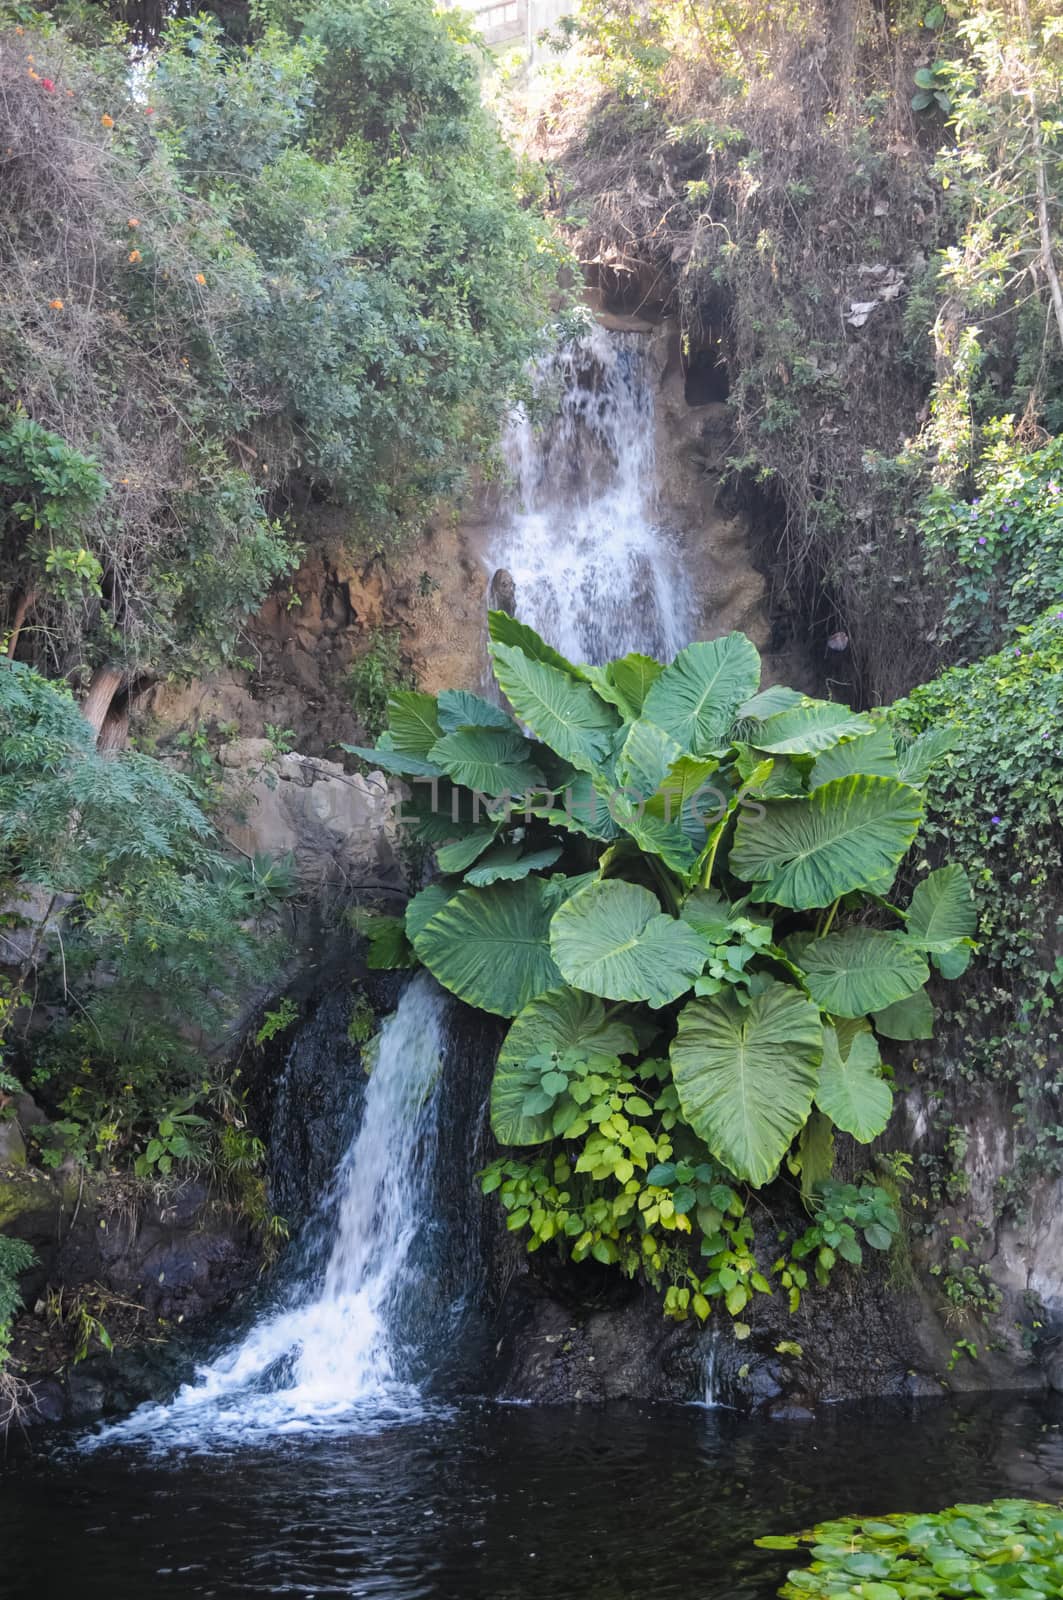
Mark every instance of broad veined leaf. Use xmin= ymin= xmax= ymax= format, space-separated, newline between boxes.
xmin=490 ymin=987 xmax=639 ymax=1145
xmin=342 ymin=742 xmax=443 ymax=779
xmin=464 ymin=843 xmax=563 ymax=886
xmin=798 ymin=1110 xmax=835 ymax=1203
xmin=641 ymin=633 xmax=762 ymax=756
xmin=524 ymin=774 xmax=624 ymax=842
xmin=737 ymin=685 xmax=805 ymax=720
xmin=670 ymin=982 xmax=823 ymax=1187
xmin=550 ymin=879 xmax=709 ymax=1008
xmin=611 ymin=797 xmax=699 ymax=878
xmin=491 ymin=642 xmax=619 ymax=775
xmin=873 ymin=986 xmax=934 ymax=1040
xmin=616 ymin=717 xmax=683 ymax=797
xmin=809 ymin=725 xmax=899 ymax=787
xmin=645 ymin=755 xmax=723 ymax=844
xmin=359 ymin=913 xmax=416 ymax=970
xmin=435 ymin=827 xmax=500 ymax=873
xmin=413 ymin=878 xmax=562 ymax=1017
xmin=488 ymin=611 xmax=580 ymax=676
xmin=801 ymin=928 xmax=930 ymax=1018
xmin=815 ymin=1026 xmax=893 ymax=1143
xmin=405 ymin=880 xmax=460 ymax=941
xmin=579 ymin=663 xmax=637 ymax=719
xmin=729 ymin=775 xmax=924 ymax=909
xmin=894 ymin=724 xmax=959 ymax=784
xmin=609 ymin=652 xmax=664 ymax=715
xmin=427 ymin=725 xmax=543 ymax=796
xmin=751 ymin=700 xmax=873 ymax=755
xmin=387 ymin=691 xmax=442 ymax=755
xmin=906 ymin=864 xmax=976 ymax=977
xmin=436 ymin=689 xmax=513 ymax=733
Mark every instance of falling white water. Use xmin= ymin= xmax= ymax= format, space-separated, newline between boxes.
xmin=700 ymin=1329 xmax=723 ymax=1410
xmin=486 ymin=325 xmax=695 ymax=665
xmin=88 ymin=975 xmax=449 ymax=1450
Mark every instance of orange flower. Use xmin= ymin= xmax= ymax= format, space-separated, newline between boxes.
xmin=27 ymin=68 xmax=38 ymax=80
xmin=195 ymin=273 xmax=206 ymax=286
xmin=128 ymin=249 xmax=141 ymax=264
xmin=101 ymin=113 xmax=114 ymax=128
xmin=26 ymin=53 xmax=34 ymax=61
xmin=15 ymin=25 xmax=23 ymax=33
xmin=120 ymin=477 xmax=130 ymax=485
xmin=128 ymin=218 xmax=139 ymax=228
xmin=49 ymin=298 xmax=64 ymax=311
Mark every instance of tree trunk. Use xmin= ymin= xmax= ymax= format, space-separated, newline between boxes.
xmin=80 ymin=665 xmax=125 ymax=743
xmin=1018 ymin=0 xmax=1063 ymax=352
xmin=4 ymin=588 xmax=35 ymax=659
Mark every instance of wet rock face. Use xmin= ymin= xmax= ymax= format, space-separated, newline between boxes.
xmin=2 ymin=1163 xmax=258 ymax=1428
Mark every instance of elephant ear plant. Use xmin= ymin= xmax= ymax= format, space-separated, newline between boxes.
xmin=346 ymin=616 xmax=974 ymax=1328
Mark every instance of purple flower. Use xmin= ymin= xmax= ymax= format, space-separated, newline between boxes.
xmin=978 ymin=536 xmax=987 ymax=545
xmin=1014 ymin=648 xmax=1021 ymax=656
xmin=991 ymin=815 xmax=1002 ymax=825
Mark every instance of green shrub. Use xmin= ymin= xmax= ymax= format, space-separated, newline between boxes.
xmin=350 ymin=615 xmax=971 ymax=1323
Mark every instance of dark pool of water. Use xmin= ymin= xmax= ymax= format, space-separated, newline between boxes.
xmin=2 ymin=1395 xmax=1062 ymax=1600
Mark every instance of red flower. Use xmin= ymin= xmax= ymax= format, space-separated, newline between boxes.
xmin=41 ymin=78 xmax=55 ymax=92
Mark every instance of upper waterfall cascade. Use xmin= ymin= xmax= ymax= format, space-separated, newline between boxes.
xmin=487 ymin=325 xmax=695 ymax=665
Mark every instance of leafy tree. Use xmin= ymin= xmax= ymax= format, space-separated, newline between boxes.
xmin=0 ymin=4 xmax=559 ymax=734
xmin=0 ymin=659 xmax=286 ymax=1162
xmin=350 ymin=616 xmax=972 ymax=1322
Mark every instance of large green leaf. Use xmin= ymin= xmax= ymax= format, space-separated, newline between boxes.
xmin=906 ymin=864 xmax=976 ymax=978
xmin=464 ymin=843 xmax=563 ymax=885
xmin=435 ymin=827 xmax=499 ymax=873
xmin=801 ymin=928 xmax=930 ymax=1018
xmin=405 ymin=880 xmax=460 ymax=941
xmin=523 ymin=774 xmax=623 ymax=842
xmin=809 ymin=725 xmax=899 ymax=788
xmin=737 ymin=685 xmax=805 ymax=720
xmin=342 ymin=742 xmax=443 ymax=779
xmin=873 ymin=986 xmax=934 ymax=1040
xmin=894 ymin=724 xmax=959 ymax=784
xmin=490 ymin=988 xmax=639 ymax=1145
xmin=670 ymin=982 xmax=823 ymax=1186
xmin=427 ymin=726 xmax=543 ymax=796
xmin=436 ymin=689 xmax=513 ymax=733
xmin=490 ymin=643 xmax=619 ymax=775
xmin=387 ymin=691 xmax=442 ymax=755
xmin=609 ymin=653 xmax=664 ymax=715
xmin=646 ymin=755 xmax=722 ymax=843
xmin=641 ymin=634 xmax=762 ymax=756
xmin=751 ymin=701 xmax=873 ymax=755
xmin=413 ymin=878 xmax=562 ymax=1016
xmin=729 ymin=775 xmax=924 ymax=909
xmin=611 ymin=798 xmax=700 ymax=878
xmin=815 ymin=1026 xmax=893 ymax=1143
xmin=488 ymin=612 xmax=579 ymax=677
xmin=550 ymin=879 xmax=708 ymax=1008
xmin=798 ymin=1110 xmax=835 ymax=1203
xmin=616 ymin=717 xmax=683 ymax=797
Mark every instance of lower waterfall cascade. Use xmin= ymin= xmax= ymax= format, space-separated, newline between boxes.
xmin=89 ymin=974 xmax=453 ymax=1449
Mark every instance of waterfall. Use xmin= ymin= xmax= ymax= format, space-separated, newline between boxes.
xmin=486 ymin=324 xmax=695 ymax=665
xmin=87 ymin=322 xmax=702 ymax=1452
xmin=89 ymin=974 xmax=453 ymax=1449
